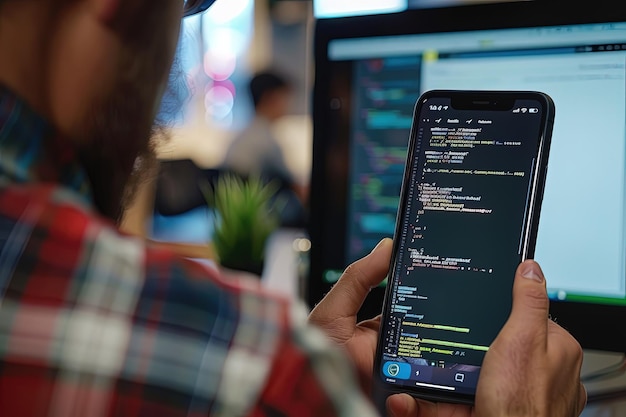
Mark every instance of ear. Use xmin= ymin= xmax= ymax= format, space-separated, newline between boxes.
xmin=89 ymin=0 xmax=120 ymax=23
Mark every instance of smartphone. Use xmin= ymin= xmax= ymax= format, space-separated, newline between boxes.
xmin=373 ymin=90 xmax=555 ymax=408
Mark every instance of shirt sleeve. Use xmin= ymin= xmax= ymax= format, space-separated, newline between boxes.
xmin=166 ymin=257 xmax=380 ymax=417
xmin=251 ymin=303 xmax=380 ymax=417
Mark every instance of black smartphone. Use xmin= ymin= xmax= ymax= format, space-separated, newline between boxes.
xmin=373 ymin=90 xmax=555 ymax=408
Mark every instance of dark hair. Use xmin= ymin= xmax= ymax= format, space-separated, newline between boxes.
xmin=249 ymin=71 xmax=290 ymax=108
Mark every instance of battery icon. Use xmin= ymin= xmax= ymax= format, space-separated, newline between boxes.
xmin=529 ymin=108 xmax=539 ymax=113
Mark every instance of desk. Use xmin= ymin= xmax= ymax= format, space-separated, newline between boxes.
xmin=581 ymin=350 xmax=626 ymax=415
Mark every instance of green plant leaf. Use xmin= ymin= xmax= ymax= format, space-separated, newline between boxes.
xmin=205 ymin=173 xmax=282 ymax=269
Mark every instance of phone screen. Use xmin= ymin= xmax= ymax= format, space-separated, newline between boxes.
xmin=377 ymin=92 xmax=553 ymax=402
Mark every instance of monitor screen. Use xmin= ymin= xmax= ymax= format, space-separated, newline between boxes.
xmin=309 ymin=1 xmax=626 ymax=352
xmin=313 ymin=0 xmax=524 ymax=19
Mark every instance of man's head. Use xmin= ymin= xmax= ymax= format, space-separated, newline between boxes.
xmin=249 ymin=70 xmax=292 ymax=121
xmin=0 ymin=0 xmax=195 ymax=220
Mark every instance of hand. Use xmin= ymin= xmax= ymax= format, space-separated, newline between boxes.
xmin=308 ymin=238 xmax=393 ymax=393
xmin=385 ymin=260 xmax=586 ymax=417
xmin=475 ymin=259 xmax=586 ymax=417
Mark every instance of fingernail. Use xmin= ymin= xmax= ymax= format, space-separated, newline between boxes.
xmin=522 ymin=262 xmax=544 ymax=283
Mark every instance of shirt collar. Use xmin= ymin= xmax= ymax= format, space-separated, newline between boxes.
xmin=0 ymin=84 xmax=93 ymax=202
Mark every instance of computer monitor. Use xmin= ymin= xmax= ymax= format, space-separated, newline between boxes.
xmin=308 ymin=0 xmax=626 ymax=353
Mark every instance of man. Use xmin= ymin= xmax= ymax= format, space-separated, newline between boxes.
xmin=221 ymin=70 xmax=308 ymax=227
xmin=0 ymin=0 xmax=585 ymax=416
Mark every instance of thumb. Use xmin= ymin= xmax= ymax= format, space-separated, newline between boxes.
xmin=310 ymin=238 xmax=392 ymax=321
xmin=501 ymin=259 xmax=550 ymax=342
xmin=386 ymin=394 xmax=418 ymax=417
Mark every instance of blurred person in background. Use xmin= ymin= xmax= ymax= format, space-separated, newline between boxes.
xmin=222 ymin=70 xmax=308 ymax=228
xmin=0 ymin=0 xmax=585 ymax=416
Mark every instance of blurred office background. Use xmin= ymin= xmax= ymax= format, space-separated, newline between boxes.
xmin=118 ymin=0 xmax=318 ymax=299
xmin=140 ymin=0 xmax=527 ymax=248
xmin=157 ymin=0 xmax=313 ymax=186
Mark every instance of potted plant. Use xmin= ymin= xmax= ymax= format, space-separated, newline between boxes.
xmin=204 ymin=174 xmax=281 ymax=277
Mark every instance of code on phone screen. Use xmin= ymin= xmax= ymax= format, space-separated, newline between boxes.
xmin=381 ymin=97 xmax=545 ymax=395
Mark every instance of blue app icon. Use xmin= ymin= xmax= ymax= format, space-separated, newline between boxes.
xmin=382 ymin=361 xmax=411 ymax=379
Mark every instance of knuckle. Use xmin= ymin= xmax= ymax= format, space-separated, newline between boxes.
xmin=342 ymin=262 xmax=359 ymax=278
xmin=340 ymin=262 xmax=371 ymax=294
xmin=570 ymin=334 xmax=583 ymax=355
xmin=567 ymin=336 xmax=584 ymax=360
xmin=521 ymin=286 xmax=548 ymax=310
xmin=548 ymin=322 xmax=584 ymax=364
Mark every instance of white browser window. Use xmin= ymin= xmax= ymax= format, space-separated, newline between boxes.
xmin=422 ymin=52 xmax=626 ymax=299
xmin=314 ymin=0 xmax=407 ymax=19
xmin=331 ymin=22 xmax=626 ymax=301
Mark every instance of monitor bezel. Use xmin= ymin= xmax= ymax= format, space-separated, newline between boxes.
xmin=308 ymin=0 xmax=626 ymax=353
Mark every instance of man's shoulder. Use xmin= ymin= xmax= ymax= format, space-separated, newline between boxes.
xmin=0 ymin=184 xmax=327 ymax=416
xmin=0 ymin=181 xmax=297 ymax=366
xmin=0 ymin=182 xmax=93 ymax=220
xmin=0 ymin=182 xmax=286 ymax=300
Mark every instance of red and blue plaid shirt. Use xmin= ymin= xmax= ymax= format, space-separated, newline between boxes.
xmin=0 ymin=86 xmax=378 ymax=417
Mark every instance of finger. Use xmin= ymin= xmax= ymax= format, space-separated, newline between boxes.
xmin=578 ymin=383 xmax=588 ymax=415
xmin=386 ymin=394 xmax=419 ymax=417
xmin=387 ymin=394 xmax=471 ymax=417
xmin=358 ymin=314 xmax=381 ymax=331
xmin=311 ymin=238 xmax=392 ymax=320
xmin=503 ymin=259 xmax=549 ymax=342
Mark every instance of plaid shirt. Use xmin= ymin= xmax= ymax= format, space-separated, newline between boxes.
xmin=0 ymin=86 xmax=378 ymax=417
